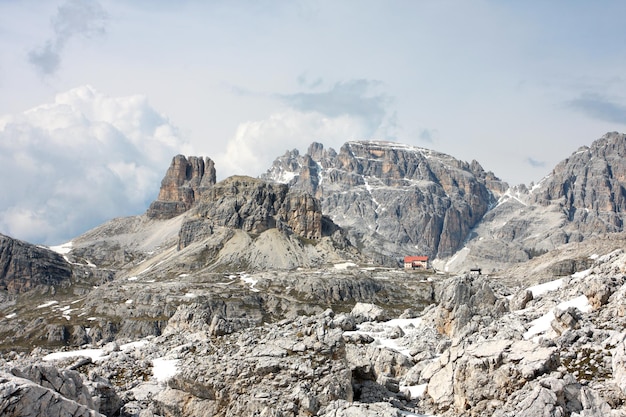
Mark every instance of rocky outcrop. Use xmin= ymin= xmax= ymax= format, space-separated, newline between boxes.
xmin=533 ymin=132 xmax=626 ymax=235
xmin=0 ymin=234 xmax=71 ymax=294
xmin=407 ymin=132 xmax=626 ymax=274
xmin=153 ymin=310 xmax=354 ymax=417
xmin=0 ymin=367 xmax=105 ymax=417
xmin=147 ymin=155 xmax=216 ymax=219
xmin=425 ymin=275 xmax=509 ymax=338
xmin=529 ymin=132 xmax=626 ymax=240
xmin=10 ymin=364 xmax=99 ymax=410
xmin=187 ymin=176 xmax=326 ymax=243
xmin=263 ymin=141 xmax=506 ymax=261
xmin=164 ymin=298 xmax=264 ymax=336
xmin=4 ymin=246 xmax=626 ymax=417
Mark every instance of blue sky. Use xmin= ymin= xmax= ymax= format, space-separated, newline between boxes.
xmin=1 ymin=0 xmax=625 ymax=244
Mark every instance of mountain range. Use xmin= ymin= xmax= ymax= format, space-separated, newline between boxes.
xmin=1 ymin=131 xmax=626 ymax=417
xmin=261 ymin=132 xmax=626 ymax=271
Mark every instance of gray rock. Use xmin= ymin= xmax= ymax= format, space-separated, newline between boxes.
xmin=10 ymin=364 xmax=96 ymax=409
xmin=551 ymin=306 xmax=582 ymax=335
xmin=262 ymin=140 xmax=504 ymax=261
xmin=0 ymin=233 xmax=71 ymax=294
xmin=351 ymin=302 xmax=388 ymax=323
xmin=0 ymin=371 xmax=104 ymax=417
xmin=510 ymin=289 xmax=533 ymax=311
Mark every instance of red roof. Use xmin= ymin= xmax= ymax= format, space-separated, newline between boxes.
xmin=404 ymin=256 xmax=428 ymax=262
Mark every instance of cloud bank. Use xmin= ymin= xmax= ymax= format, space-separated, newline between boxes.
xmin=28 ymin=0 xmax=107 ymax=75
xmin=217 ymin=109 xmax=368 ymax=178
xmin=217 ymin=79 xmax=397 ymax=178
xmin=0 ymin=86 xmax=189 ymax=245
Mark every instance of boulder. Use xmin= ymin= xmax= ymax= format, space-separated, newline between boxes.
xmin=351 ymin=302 xmax=388 ymax=323
xmin=0 ymin=371 xmax=104 ymax=417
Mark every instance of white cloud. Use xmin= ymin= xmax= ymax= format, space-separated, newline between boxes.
xmin=216 ymin=78 xmax=401 ymax=180
xmin=216 ymin=109 xmax=369 ymax=179
xmin=0 ymin=85 xmax=190 ymax=245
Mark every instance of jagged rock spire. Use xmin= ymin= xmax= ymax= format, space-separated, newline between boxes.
xmin=146 ymin=155 xmax=217 ymax=219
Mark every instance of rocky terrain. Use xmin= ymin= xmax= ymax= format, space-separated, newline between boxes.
xmin=2 ymin=238 xmax=626 ymax=416
xmin=1 ymin=133 xmax=626 ymax=416
xmin=262 ymin=133 xmax=626 ymax=273
xmin=442 ymin=132 xmax=626 ymax=274
xmin=0 ymin=155 xmax=434 ymax=351
xmin=262 ymin=141 xmax=508 ymax=264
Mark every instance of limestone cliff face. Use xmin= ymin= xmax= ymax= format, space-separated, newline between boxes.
xmin=0 ymin=234 xmax=71 ymax=294
xmin=147 ymin=155 xmax=216 ymax=219
xmin=262 ymin=141 xmax=506 ymax=260
xmin=178 ymin=176 xmax=326 ymax=249
xmin=532 ymin=132 xmax=626 ymax=233
xmin=447 ymin=132 xmax=626 ymax=274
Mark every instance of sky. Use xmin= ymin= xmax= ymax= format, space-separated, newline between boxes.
xmin=1 ymin=0 xmax=626 ymax=245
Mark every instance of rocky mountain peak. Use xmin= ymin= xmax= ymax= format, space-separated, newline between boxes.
xmin=146 ymin=154 xmax=216 ymax=219
xmin=447 ymin=132 xmax=626 ymax=274
xmin=532 ymin=132 xmax=626 ymax=232
xmin=263 ymin=140 xmax=508 ymax=262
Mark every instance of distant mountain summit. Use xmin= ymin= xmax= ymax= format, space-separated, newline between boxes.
xmin=446 ymin=132 xmax=626 ymax=273
xmin=262 ymin=140 xmax=508 ymax=263
xmin=147 ymin=155 xmax=217 ymax=219
xmin=533 ymin=131 xmax=626 ymax=233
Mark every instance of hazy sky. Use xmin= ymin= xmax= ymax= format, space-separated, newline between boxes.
xmin=1 ymin=0 xmax=626 ymax=245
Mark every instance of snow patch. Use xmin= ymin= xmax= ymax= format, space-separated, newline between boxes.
xmin=523 ymin=295 xmax=591 ymax=341
xmin=527 ymin=278 xmax=563 ymax=298
xmin=43 ymin=348 xmax=104 ymax=362
xmin=43 ymin=339 xmax=149 ymax=363
xmin=400 ymin=383 xmax=428 ymax=400
xmin=345 ymin=317 xmax=422 ymax=358
xmin=496 ymin=187 xmax=528 ymax=208
xmin=572 ymin=269 xmax=592 ymax=279
xmin=37 ymin=300 xmax=59 ymax=309
xmin=334 ymin=262 xmax=357 ymax=270
xmin=241 ymin=275 xmax=260 ymax=292
xmin=49 ymin=241 xmax=73 ymax=255
xmin=5 ymin=313 xmax=16 ymax=319
xmin=152 ymin=358 xmax=179 ymax=383
xmin=559 ymin=295 xmax=592 ymax=313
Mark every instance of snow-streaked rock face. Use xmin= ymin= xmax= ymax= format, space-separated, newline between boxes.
xmin=293 ymin=132 xmax=626 ymax=274
xmin=262 ymin=141 xmax=507 ymax=263
xmin=450 ymin=132 xmax=626 ymax=274
xmin=0 ymin=233 xmax=72 ymax=294
xmin=533 ymin=132 xmax=626 ymax=230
